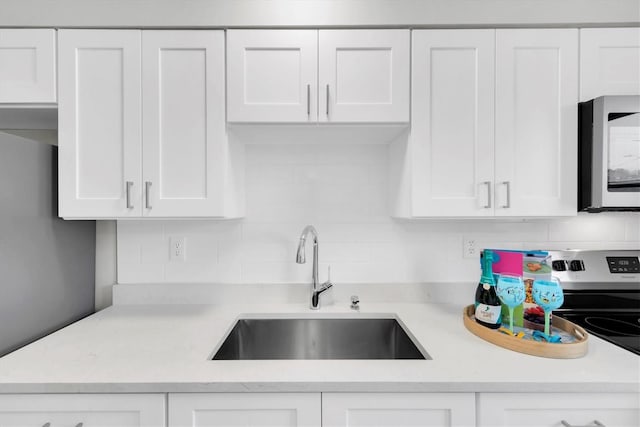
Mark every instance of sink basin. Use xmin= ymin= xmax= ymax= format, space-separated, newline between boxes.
xmin=211 ymin=317 xmax=430 ymax=360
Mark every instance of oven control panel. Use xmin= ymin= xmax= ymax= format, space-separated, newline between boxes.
xmin=606 ymin=256 xmax=640 ymax=273
xmin=547 ymin=250 xmax=640 ymax=289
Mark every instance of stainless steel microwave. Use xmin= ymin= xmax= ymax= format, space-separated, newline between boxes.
xmin=578 ymin=95 xmax=640 ymax=212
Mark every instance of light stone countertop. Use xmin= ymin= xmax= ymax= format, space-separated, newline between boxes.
xmin=0 ymin=298 xmax=638 ymax=394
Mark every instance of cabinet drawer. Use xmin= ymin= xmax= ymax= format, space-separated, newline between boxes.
xmin=322 ymin=392 xmax=475 ymax=427
xmin=0 ymin=394 xmax=165 ymax=427
xmin=477 ymin=393 xmax=640 ymax=427
xmin=169 ymin=392 xmax=321 ymax=427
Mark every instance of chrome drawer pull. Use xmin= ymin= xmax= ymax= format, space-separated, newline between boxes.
xmin=561 ymin=420 xmax=606 ymax=427
xmin=307 ymin=84 xmax=310 ymax=116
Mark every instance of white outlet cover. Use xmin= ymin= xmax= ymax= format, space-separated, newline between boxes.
xmin=170 ymin=236 xmax=186 ymax=262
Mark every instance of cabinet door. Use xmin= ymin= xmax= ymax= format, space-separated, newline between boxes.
xmin=227 ymin=30 xmax=317 ymax=123
xmin=319 ymin=30 xmax=409 ymax=123
xmin=495 ymin=29 xmax=578 ymax=217
xmin=0 ymin=29 xmax=56 ymax=103
xmin=322 ymin=393 xmax=475 ymax=427
xmin=410 ymin=30 xmax=495 ymax=216
xmin=142 ymin=31 xmax=225 ymax=217
xmin=169 ymin=393 xmax=321 ymax=427
xmin=0 ymin=393 xmax=165 ymax=427
xmin=58 ymin=30 xmax=142 ymax=218
xmin=580 ymin=28 xmax=640 ymax=101
xmin=477 ymin=392 xmax=640 ymax=427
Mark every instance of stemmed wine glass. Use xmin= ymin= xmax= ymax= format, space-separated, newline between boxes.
xmin=496 ymin=275 xmax=525 ymax=333
xmin=532 ymin=278 xmax=564 ymax=336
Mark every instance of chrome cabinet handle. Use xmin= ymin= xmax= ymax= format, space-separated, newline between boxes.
xmin=145 ymin=181 xmax=152 ymax=209
xmin=483 ymin=181 xmax=491 ymax=209
xmin=126 ymin=181 xmax=133 ymax=209
xmin=306 ymin=84 xmax=310 ymax=116
xmin=561 ymin=421 xmax=605 ymax=427
xmin=42 ymin=423 xmax=83 ymax=427
xmin=502 ymin=181 xmax=511 ymax=209
xmin=326 ymin=84 xmax=329 ymax=116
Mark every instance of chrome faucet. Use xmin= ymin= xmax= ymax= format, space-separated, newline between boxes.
xmin=296 ymin=225 xmax=333 ymax=309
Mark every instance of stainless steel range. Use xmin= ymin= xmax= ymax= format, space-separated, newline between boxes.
xmin=549 ymin=250 xmax=640 ymax=355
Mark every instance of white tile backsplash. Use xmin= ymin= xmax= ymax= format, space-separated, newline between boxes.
xmin=117 ymin=144 xmax=640 ymax=285
xmin=625 ymin=215 xmax=640 ymax=241
xmin=548 ymin=213 xmax=628 ymax=242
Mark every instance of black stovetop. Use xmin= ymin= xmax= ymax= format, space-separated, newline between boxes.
xmin=556 ymin=290 xmax=640 ymax=355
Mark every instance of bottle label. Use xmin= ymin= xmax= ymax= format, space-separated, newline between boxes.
xmin=475 ymin=304 xmax=501 ymax=324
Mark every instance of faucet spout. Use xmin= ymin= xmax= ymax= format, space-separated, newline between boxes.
xmin=296 ymin=225 xmax=331 ymax=309
xmin=296 ymin=225 xmax=319 ymax=288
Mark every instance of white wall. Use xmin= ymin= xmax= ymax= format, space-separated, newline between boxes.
xmin=1 ymin=0 xmax=638 ymax=27
xmin=117 ymin=143 xmax=640 ymax=286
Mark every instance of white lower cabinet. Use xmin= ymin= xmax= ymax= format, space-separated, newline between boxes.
xmin=3 ymin=392 xmax=636 ymax=427
xmin=168 ymin=393 xmax=321 ymax=427
xmin=322 ymin=393 xmax=476 ymax=427
xmin=0 ymin=393 xmax=165 ymax=427
xmin=168 ymin=392 xmax=474 ymax=427
xmin=477 ymin=393 xmax=640 ymax=427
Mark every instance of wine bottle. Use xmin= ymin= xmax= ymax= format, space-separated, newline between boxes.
xmin=474 ymin=249 xmax=502 ymax=329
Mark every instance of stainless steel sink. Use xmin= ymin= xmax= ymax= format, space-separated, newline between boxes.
xmin=211 ymin=317 xmax=430 ymax=360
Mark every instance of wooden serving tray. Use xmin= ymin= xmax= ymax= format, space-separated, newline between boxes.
xmin=463 ymin=305 xmax=588 ymax=359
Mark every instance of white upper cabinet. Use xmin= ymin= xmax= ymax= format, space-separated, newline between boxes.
xmin=0 ymin=29 xmax=56 ymax=103
xmin=59 ymin=29 xmax=241 ymax=219
xmin=580 ymin=27 xmax=640 ymax=101
xmin=58 ymin=30 xmax=142 ymax=218
xmin=494 ymin=29 xmax=578 ymax=217
xmin=227 ymin=30 xmax=318 ymax=122
xmin=410 ymin=29 xmax=495 ymax=217
xmin=227 ymin=29 xmax=409 ymax=123
xmin=319 ymin=30 xmax=409 ymax=123
xmin=142 ymin=31 xmax=226 ymax=217
xmin=394 ymin=29 xmax=578 ymax=218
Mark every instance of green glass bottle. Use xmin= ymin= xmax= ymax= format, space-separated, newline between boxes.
xmin=474 ymin=249 xmax=502 ymax=329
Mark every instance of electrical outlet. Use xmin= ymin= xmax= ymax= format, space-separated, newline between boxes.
xmin=463 ymin=238 xmax=477 ymax=259
xmin=170 ymin=237 xmax=186 ymax=262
